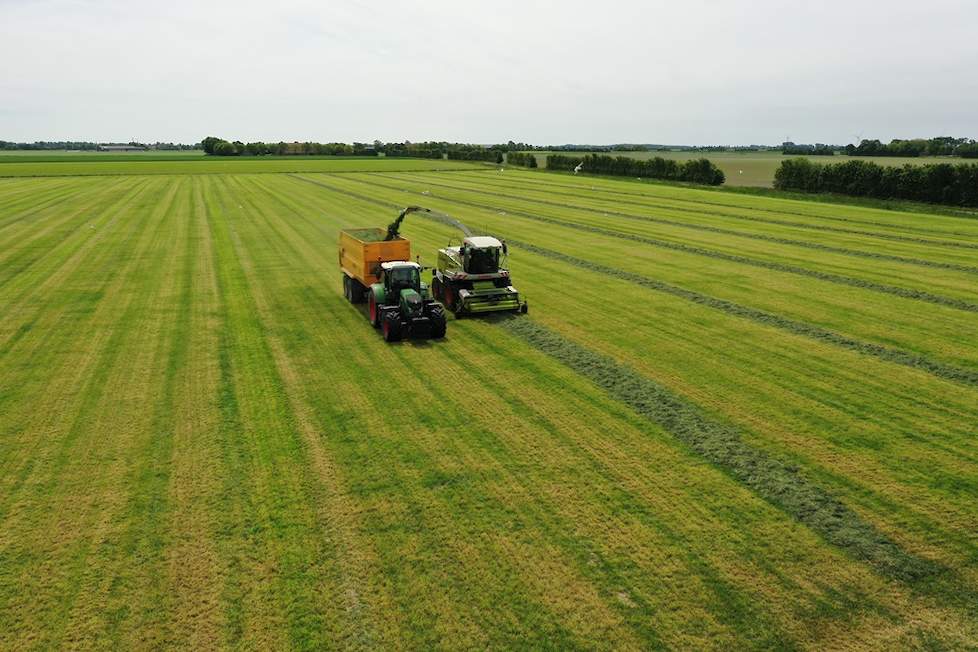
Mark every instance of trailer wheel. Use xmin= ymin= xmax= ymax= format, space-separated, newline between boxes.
xmin=350 ymin=279 xmax=365 ymax=304
xmin=342 ymin=275 xmax=350 ymax=301
xmin=382 ymin=311 xmax=402 ymax=342
xmin=368 ymin=293 xmax=380 ymax=327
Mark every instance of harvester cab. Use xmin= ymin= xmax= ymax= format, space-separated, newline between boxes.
xmin=432 ymin=235 xmax=527 ymax=316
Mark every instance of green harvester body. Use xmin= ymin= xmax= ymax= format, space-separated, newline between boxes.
xmin=432 ymin=236 xmax=527 ymax=315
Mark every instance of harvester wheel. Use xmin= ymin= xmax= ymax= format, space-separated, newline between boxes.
xmin=431 ymin=277 xmax=443 ymax=301
xmin=382 ymin=311 xmax=402 ymax=342
xmin=428 ymin=303 xmax=447 ymax=338
xmin=368 ymin=293 xmax=381 ymax=327
xmin=444 ymin=286 xmax=461 ymax=316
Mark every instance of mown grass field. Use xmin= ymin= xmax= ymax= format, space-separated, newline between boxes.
xmin=0 ymin=155 xmax=483 ymax=177
xmin=528 ymin=151 xmax=964 ymax=188
xmin=1 ymin=160 xmax=977 ymax=649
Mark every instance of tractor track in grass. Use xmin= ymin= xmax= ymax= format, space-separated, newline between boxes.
xmin=286 ymin=174 xmax=978 ymax=390
xmin=448 ymin=171 xmax=978 ymax=238
xmin=499 ymin=317 xmax=936 ymax=583
xmin=372 ymin=173 xmax=978 ymax=275
xmin=329 ymin=174 xmax=978 ymax=315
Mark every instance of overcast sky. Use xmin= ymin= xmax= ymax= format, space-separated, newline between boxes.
xmin=1 ymin=0 xmax=976 ymax=145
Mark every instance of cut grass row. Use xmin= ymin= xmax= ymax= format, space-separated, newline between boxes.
xmin=281 ymin=174 xmax=978 ymax=576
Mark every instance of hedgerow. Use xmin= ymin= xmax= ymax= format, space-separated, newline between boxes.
xmin=447 ymin=148 xmax=502 ymax=163
xmin=775 ymin=158 xmax=978 ymax=207
xmin=506 ymin=152 xmax=538 ymax=168
xmin=547 ymin=153 xmax=725 ymax=186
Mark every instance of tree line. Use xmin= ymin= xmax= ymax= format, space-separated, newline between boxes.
xmin=201 ymin=137 xmax=377 ymax=156
xmin=773 ymin=158 xmax=978 ymax=207
xmin=201 ymin=136 xmax=516 ymax=160
xmin=547 ymin=154 xmax=725 ymax=186
xmin=0 ymin=140 xmax=198 ymax=151
xmin=844 ymin=137 xmax=978 ymax=158
xmin=782 ymin=142 xmax=836 ymax=155
xmin=506 ymin=152 xmax=538 ymax=168
xmin=446 ymin=148 xmax=503 ymax=162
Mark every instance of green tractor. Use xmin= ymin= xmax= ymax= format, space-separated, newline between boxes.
xmin=431 ymin=235 xmax=528 ymax=316
xmin=367 ymin=261 xmax=447 ymax=342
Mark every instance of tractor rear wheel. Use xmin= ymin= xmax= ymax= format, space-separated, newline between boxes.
xmin=368 ymin=293 xmax=381 ymax=327
xmin=382 ymin=311 xmax=402 ymax=342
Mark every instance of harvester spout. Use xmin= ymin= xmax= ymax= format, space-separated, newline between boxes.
xmin=385 ymin=206 xmax=430 ymax=241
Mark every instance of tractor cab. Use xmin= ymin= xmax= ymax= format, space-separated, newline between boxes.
xmin=381 ymin=261 xmax=422 ymax=294
xmin=380 ymin=261 xmax=426 ymax=321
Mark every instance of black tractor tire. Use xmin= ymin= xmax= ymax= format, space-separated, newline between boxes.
xmin=382 ymin=311 xmax=402 ymax=342
xmin=368 ymin=293 xmax=381 ymax=327
xmin=350 ymin=279 xmax=365 ymax=304
xmin=428 ymin=303 xmax=447 ymax=338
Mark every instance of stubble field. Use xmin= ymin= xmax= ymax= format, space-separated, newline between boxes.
xmin=1 ymin=158 xmax=977 ymax=649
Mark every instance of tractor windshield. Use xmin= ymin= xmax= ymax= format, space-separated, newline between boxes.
xmin=389 ymin=266 xmax=420 ymax=290
xmin=467 ymin=247 xmax=499 ymax=274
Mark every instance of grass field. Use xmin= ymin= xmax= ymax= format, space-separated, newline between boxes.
xmin=528 ymin=151 xmax=963 ymax=188
xmin=2 ymin=161 xmax=977 ymax=649
xmin=0 ymin=154 xmax=484 ymax=177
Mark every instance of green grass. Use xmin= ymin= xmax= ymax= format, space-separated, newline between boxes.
xmin=1 ymin=160 xmax=977 ymax=649
xmin=0 ymin=156 xmax=486 ymax=177
xmin=527 ymin=150 xmax=968 ymax=188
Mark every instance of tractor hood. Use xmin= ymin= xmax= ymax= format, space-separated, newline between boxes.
xmin=400 ymin=288 xmax=424 ymax=317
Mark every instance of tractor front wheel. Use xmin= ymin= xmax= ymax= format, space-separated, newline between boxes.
xmin=428 ymin=303 xmax=447 ymax=338
xmin=382 ymin=311 xmax=402 ymax=342
xmin=368 ymin=293 xmax=380 ymax=327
